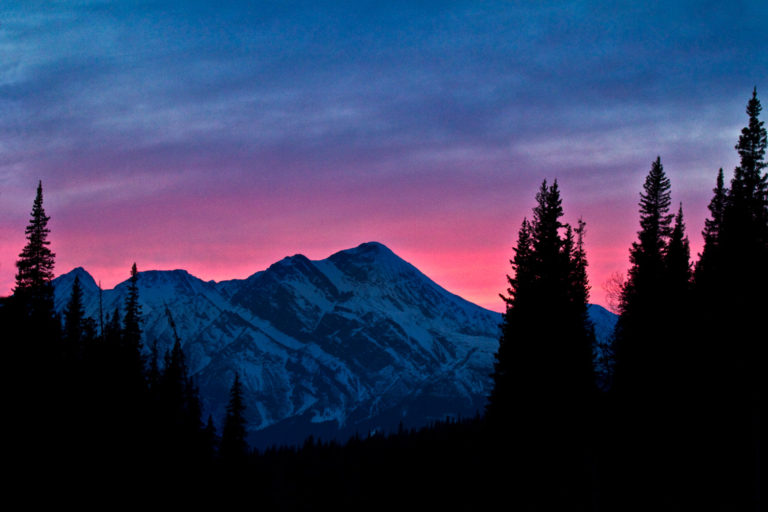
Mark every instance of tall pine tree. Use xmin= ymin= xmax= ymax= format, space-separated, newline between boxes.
xmin=487 ymin=180 xmax=596 ymax=508
xmin=220 ymin=373 xmax=248 ymax=465
xmin=612 ymin=156 xmax=674 ymax=399
xmin=7 ymin=181 xmax=60 ymax=465
xmin=13 ymin=181 xmax=57 ymax=339
xmin=63 ymin=275 xmax=85 ymax=356
xmin=14 ymin=181 xmax=56 ymax=297
xmin=609 ymin=157 xmax=695 ymax=509
xmin=694 ymin=89 xmax=767 ymax=509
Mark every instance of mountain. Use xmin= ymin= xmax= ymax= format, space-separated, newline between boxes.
xmin=53 ymin=242 xmax=616 ymax=448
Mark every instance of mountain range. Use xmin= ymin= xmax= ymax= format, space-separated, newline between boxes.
xmin=53 ymin=241 xmax=616 ymax=448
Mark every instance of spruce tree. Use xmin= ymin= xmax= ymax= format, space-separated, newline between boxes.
xmin=8 ymin=181 xmax=59 ymax=464
xmin=696 ymin=89 xmax=767 ymax=508
xmin=120 ymin=263 xmax=146 ymax=394
xmin=122 ymin=263 xmax=143 ymax=356
xmin=13 ymin=181 xmax=57 ymax=336
xmin=63 ymin=275 xmax=85 ymax=355
xmin=609 ymin=158 xmax=696 ymax=508
xmin=729 ymin=88 xmax=768 ymax=219
xmin=220 ymin=373 xmax=248 ymax=464
xmin=612 ymin=156 xmax=673 ymax=399
xmin=664 ymin=204 xmax=691 ymax=302
xmin=661 ymin=204 xmax=692 ymax=409
xmin=487 ymin=180 xmax=595 ymax=508
xmin=695 ymin=169 xmax=727 ymax=283
xmin=486 ymin=218 xmax=533 ymax=427
xmin=14 ymin=181 xmax=56 ymax=297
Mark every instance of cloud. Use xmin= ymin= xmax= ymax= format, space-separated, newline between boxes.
xmin=0 ymin=1 xmax=766 ymax=308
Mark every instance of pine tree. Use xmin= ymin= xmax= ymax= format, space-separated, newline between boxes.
xmin=664 ymin=204 xmax=691 ymax=301
xmin=729 ymin=87 xmax=768 ymax=221
xmin=489 ymin=181 xmax=596 ymax=421
xmin=204 ymin=414 xmax=217 ymax=461
xmin=147 ymin=340 xmax=161 ymax=393
xmin=13 ymin=181 xmax=57 ymax=337
xmin=486 ymin=180 xmax=596 ymax=507
xmin=122 ymin=263 xmax=143 ymax=356
xmin=220 ymin=373 xmax=248 ymax=464
xmin=485 ymin=218 xmax=533 ymax=427
xmin=661 ymin=203 xmax=692 ymax=407
xmin=14 ymin=181 xmax=56 ymax=297
xmin=7 ymin=181 xmax=59 ymax=464
xmin=695 ymin=169 xmax=727 ymax=283
xmin=609 ymin=158 xmax=696 ymax=508
xmin=612 ymin=156 xmax=674 ymax=399
xmin=63 ymin=275 xmax=85 ymax=355
xmin=120 ymin=263 xmax=146 ymax=394
xmin=696 ymin=89 xmax=768 ymax=509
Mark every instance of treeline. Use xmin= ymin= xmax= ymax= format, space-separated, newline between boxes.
xmin=481 ymin=89 xmax=765 ymax=510
xmin=2 ymin=90 xmax=765 ymax=508
xmin=3 ymin=194 xmax=249 ymax=471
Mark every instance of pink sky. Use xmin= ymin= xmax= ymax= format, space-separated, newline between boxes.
xmin=0 ymin=163 xmax=711 ymax=313
xmin=1 ymin=2 xmax=762 ymax=313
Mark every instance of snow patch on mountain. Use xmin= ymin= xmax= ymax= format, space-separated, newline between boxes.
xmin=53 ymin=242 xmax=617 ymax=447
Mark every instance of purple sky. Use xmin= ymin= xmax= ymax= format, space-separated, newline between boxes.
xmin=1 ymin=1 xmax=766 ymax=311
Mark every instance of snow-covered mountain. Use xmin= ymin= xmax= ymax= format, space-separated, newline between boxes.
xmin=53 ymin=242 xmax=616 ymax=447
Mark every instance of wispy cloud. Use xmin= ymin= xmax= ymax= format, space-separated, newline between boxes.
xmin=1 ymin=1 xmax=766 ymax=308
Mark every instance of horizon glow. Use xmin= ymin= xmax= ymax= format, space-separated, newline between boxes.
xmin=1 ymin=1 xmax=765 ymax=313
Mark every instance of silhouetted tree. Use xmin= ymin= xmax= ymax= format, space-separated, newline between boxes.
xmin=147 ymin=339 xmax=161 ymax=392
xmin=693 ymin=89 xmax=767 ymax=509
xmin=120 ymin=263 xmax=146 ymax=395
xmin=487 ymin=180 xmax=596 ymax=508
xmin=14 ymin=181 xmax=56 ymax=301
xmin=12 ymin=181 xmax=59 ymax=349
xmin=607 ymin=156 xmax=695 ymax=508
xmin=6 ymin=181 xmax=60 ymax=464
xmin=220 ymin=373 xmax=248 ymax=464
xmin=122 ymin=263 xmax=143 ymax=357
xmin=696 ymin=169 xmax=727 ymax=283
xmin=63 ymin=275 xmax=85 ymax=356
xmin=612 ymin=156 xmax=674 ymax=400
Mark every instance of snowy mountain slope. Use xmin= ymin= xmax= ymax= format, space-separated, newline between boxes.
xmin=53 ymin=242 xmax=616 ymax=447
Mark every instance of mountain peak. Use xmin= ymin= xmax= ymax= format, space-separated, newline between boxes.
xmin=350 ymin=241 xmax=392 ymax=254
xmin=329 ymin=241 xmax=399 ymax=264
xmin=57 ymin=267 xmax=98 ymax=290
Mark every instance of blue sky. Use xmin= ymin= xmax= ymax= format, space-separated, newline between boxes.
xmin=1 ymin=1 xmax=766 ymax=309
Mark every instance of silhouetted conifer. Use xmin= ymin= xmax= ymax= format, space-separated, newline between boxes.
xmin=147 ymin=339 xmax=161 ymax=392
xmin=122 ymin=263 xmax=143 ymax=357
xmin=664 ymin=204 xmax=691 ymax=295
xmin=487 ymin=180 xmax=596 ymax=508
xmin=14 ymin=181 xmax=56 ymax=302
xmin=220 ymin=373 xmax=248 ymax=464
xmin=8 ymin=181 xmax=59 ymax=465
xmin=12 ymin=181 xmax=59 ymax=350
xmin=204 ymin=414 xmax=217 ymax=461
xmin=120 ymin=263 xmax=146 ymax=394
xmin=612 ymin=156 xmax=674 ymax=399
xmin=63 ymin=275 xmax=85 ymax=356
xmin=696 ymin=169 xmax=727 ymax=282
xmin=609 ymin=157 xmax=698 ymax=508
xmin=693 ymin=89 xmax=767 ymax=509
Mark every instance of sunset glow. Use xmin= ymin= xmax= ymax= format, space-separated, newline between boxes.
xmin=1 ymin=2 xmax=765 ymax=312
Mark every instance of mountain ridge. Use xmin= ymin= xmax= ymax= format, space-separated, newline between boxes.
xmin=53 ymin=241 xmax=616 ymax=448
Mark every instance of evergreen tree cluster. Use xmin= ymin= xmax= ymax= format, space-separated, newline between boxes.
xmin=1 ymin=186 xmax=249 ymax=473
xmin=483 ymin=89 xmax=765 ymax=510
xmin=1 ymin=90 xmax=764 ymax=508
xmin=486 ymin=180 xmax=597 ymax=505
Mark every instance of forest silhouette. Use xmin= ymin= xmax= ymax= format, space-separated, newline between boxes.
xmin=2 ymin=90 xmax=765 ymax=510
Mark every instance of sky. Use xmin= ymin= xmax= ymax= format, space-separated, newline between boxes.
xmin=1 ymin=1 xmax=766 ymax=312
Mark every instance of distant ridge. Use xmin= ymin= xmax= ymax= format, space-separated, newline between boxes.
xmin=53 ymin=242 xmax=616 ymax=448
